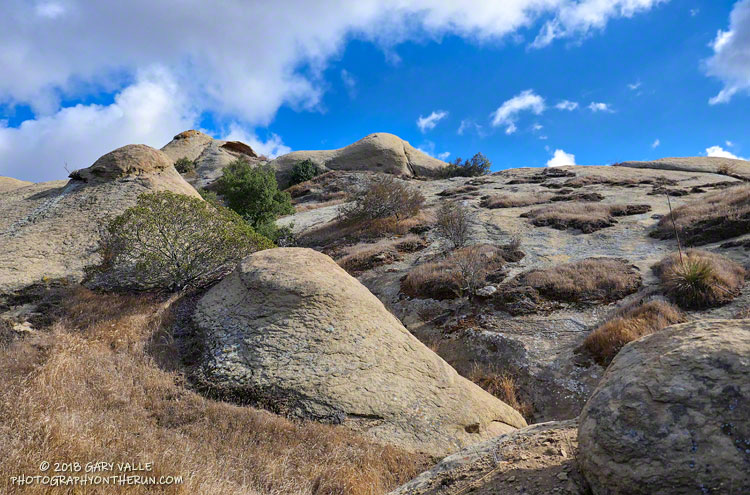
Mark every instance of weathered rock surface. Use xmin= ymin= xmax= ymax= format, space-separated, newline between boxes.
xmin=269 ymin=133 xmax=448 ymax=188
xmin=161 ymin=129 xmax=261 ymax=188
xmin=578 ymin=319 xmax=750 ymax=495
xmin=0 ymin=145 xmax=199 ymax=293
xmin=192 ymin=247 xmax=526 ymax=456
xmin=617 ymin=156 xmax=750 ymax=179
xmin=390 ymin=419 xmax=585 ymax=495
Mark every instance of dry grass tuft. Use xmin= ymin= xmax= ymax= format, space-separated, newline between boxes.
xmin=480 ymin=192 xmax=554 ymax=209
xmin=652 ymin=184 xmax=750 ymax=245
xmin=401 ymin=261 xmax=462 ymax=300
xmin=521 ymin=202 xmax=650 ymax=233
xmin=653 ymin=249 xmax=746 ymax=309
xmin=336 ymin=235 xmax=426 ymax=274
xmin=515 ymin=258 xmax=642 ymax=303
xmin=582 ymin=300 xmax=685 ymax=366
xmin=468 ymin=364 xmax=534 ymax=422
xmin=0 ymin=288 xmax=428 ymax=495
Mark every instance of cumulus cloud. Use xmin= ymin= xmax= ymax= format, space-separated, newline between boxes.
xmin=417 ymin=110 xmax=448 ymax=133
xmin=652 ymin=138 xmax=660 ymax=148
xmin=532 ymin=0 xmax=668 ymax=48
xmin=437 ymin=151 xmax=451 ymax=160
xmin=0 ymin=0 xmax=666 ymax=180
xmin=0 ymin=66 xmax=196 ymax=182
xmin=705 ymin=0 xmax=750 ymax=104
xmin=547 ymin=148 xmax=576 ymax=167
xmin=706 ymin=145 xmax=745 ymax=160
xmin=555 ymin=100 xmax=578 ymax=110
xmin=588 ymin=102 xmax=614 ymax=112
xmin=491 ymin=90 xmax=545 ymax=134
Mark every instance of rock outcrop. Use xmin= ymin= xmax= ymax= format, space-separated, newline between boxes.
xmin=160 ymin=130 xmax=261 ymax=188
xmin=192 ymin=247 xmax=526 ymax=456
xmin=0 ymin=145 xmax=199 ymax=293
xmin=269 ymin=133 xmax=448 ymax=188
xmin=578 ymin=319 xmax=750 ymax=495
xmin=617 ymin=156 xmax=750 ymax=180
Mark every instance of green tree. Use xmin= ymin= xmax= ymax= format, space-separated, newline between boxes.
xmin=94 ymin=191 xmax=273 ymax=292
xmin=289 ymin=159 xmax=321 ymax=186
xmin=174 ymin=157 xmax=196 ymax=174
xmin=215 ymin=159 xmax=294 ymax=239
xmin=443 ymin=152 xmax=491 ymax=177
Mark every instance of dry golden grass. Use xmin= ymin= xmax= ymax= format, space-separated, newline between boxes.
xmin=653 ymin=249 xmax=746 ymax=309
xmin=652 ymin=184 xmax=750 ymax=245
xmin=480 ymin=192 xmax=553 ymax=209
xmin=516 ymin=258 xmax=642 ymax=303
xmin=0 ymin=287 xmax=428 ymax=495
xmin=335 ymin=235 xmax=426 ymax=274
xmin=522 ymin=202 xmax=650 ymax=233
xmin=468 ymin=364 xmax=534 ymax=422
xmin=401 ymin=261 xmax=461 ymax=300
xmin=582 ymin=300 xmax=685 ymax=366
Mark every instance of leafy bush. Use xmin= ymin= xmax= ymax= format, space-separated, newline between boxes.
xmin=93 ymin=191 xmax=273 ymax=291
xmin=339 ymin=175 xmax=425 ymax=223
xmin=442 ymin=153 xmax=491 ymax=178
xmin=215 ymin=159 xmax=294 ymax=240
xmin=435 ymin=201 xmax=472 ymax=249
xmin=653 ymin=249 xmax=746 ymax=309
xmin=582 ymin=300 xmax=685 ymax=366
xmin=197 ymin=187 xmax=221 ymax=203
xmin=289 ymin=159 xmax=321 ymax=186
xmin=174 ymin=157 xmax=196 ymax=174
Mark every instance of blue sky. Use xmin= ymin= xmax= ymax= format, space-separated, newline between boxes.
xmin=1 ymin=0 xmax=749 ymax=182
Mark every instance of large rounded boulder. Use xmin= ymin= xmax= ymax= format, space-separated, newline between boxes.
xmin=193 ymin=247 xmax=526 ymax=456
xmin=578 ymin=319 xmax=750 ymax=494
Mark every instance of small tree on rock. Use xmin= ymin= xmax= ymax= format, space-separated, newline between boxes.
xmin=289 ymin=159 xmax=321 ymax=186
xmin=93 ymin=191 xmax=273 ymax=292
xmin=443 ymin=153 xmax=491 ymax=178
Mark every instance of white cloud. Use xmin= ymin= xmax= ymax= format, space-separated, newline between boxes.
xmin=652 ymin=138 xmax=660 ymax=148
xmin=417 ymin=110 xmax=448 ymax=133
xmin=690 ymin=8 xmax=699 ymax=17
xmin=726 ymin=140 xmax=735 ymax=147
xmin=416 ymin=140 xmax=449 ymax=161
xmin=340 ymin=69 xmax=357 ymax=98
xmin=532 ymin=0 xmax=668 ymax=48
xmin=588 ymin=102 xmax=614 ymax=112
xmin=547 ymin=148 xmax=576 ymax=167
xmin=706 ymin=0 xmax=750 ymax=104
xmin=457 ymin=119 xmax=484 ymax=136
xmin=221 ymin=124 xmax=291 ymax=159
xmin=491 ymin=89 xmax=545 ymax=134
xmin=532 ymin=123 xmax=543 ymax=131
xmin=437 ymin=151 xmax=451 ymax=160
xmin=705 ymin=145 xmax=745 ymax=160
xmin=0 ymin=66 xmax=196 ymax=182
xmin=0 ymin=0 xmax=667 ymax=180
xmin=555 ymin=100 xmax=578 ymax=111
xmin=628 ymin=81 xmax=642 ymax=90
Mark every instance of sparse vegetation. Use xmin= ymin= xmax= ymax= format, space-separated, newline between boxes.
xmin=0 ymin=287 xmax=427 ymax=495
xmin=582 ymin=300 xmax=685 ymax=366
xmin=442 ymin=153 xmax=492 ymax=178
xmin=469 ymin=364 xmax=533 ymax=421
xmin=289 ymin=159 xmax=321 ymax=186
xmin=336 ymin=235 xmax=427 ymax=274
xmin=339 ymin=174 xmax=425 ymax=223
xmin=174 ymin=156 xmax=196 ymax=174
xmin=653 ymin=250 xmax=746 ymax=309
xmin=651 ymin=184 xmax=750 ymax=245
xmin=215 ymin=158 xmax=295 ymax=241
xmin=92 ymin=191 xmax=273 ymax=291
xmin=435 ymin=201 xmax=472 ymax=249
xmin=401 ymin=261 xmax=461 ymax=300
xmin=522 ymin=202 xmax=651 ymax=233
xmin=480 ymin=192 xmax=554 ymax=209
xmin=514 ymin=258 xmax=642 ymax=303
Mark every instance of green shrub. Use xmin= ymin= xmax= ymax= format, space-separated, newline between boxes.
xmin=197 ymin=188 xmax=221 ymax=203
xmin=93 ymin=191 xmax=273 ymax=291
xmin=215 ymin=159 xmax=294 ymax=239
xmin=339 ymin=175 xmax=424 ymax=223
xmin=442 ymin=153 xmax=491 ymax=178
xmin=289 ymin=159 xmax=321 ymax=186
xmin=175 ymin=157 xmax=196 ymax=174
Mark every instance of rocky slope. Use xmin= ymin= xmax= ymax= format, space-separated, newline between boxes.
xmin=0 ymin=144 xmax=199 ymax=294
xmin=269 ymin=133 xmax=448 ymax=188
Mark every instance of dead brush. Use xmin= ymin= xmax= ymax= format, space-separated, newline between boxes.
xmin=468 ymin=364 xmax=534 ymax=421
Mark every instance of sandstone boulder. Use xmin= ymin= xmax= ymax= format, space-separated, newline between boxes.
xmin=0 ymin=145 xmax=199 ymax=293
xmin=617 ymin=156 xmax=750 ymax=179
xmin=161 ymin=129 xmax=261 ymax=188
xmin=193 ymin=247 xmax=526 ymax=456
xmin=269 ymin=133 xmax=448 ymax=188
xmin=578 ymin=319 xmax=750 ymax=495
